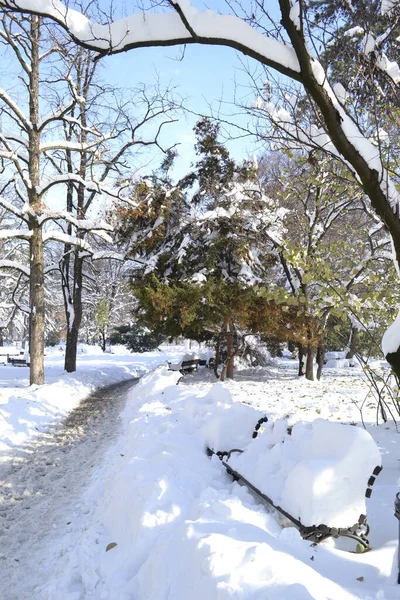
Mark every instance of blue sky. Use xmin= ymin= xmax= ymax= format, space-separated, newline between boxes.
xmin=100 ymin=6 xmax=267 ymax=180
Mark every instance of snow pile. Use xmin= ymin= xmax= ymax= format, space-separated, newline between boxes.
xmin=382 ymin=309 xmax=400 ymax=356
xmin=168 ymin=351 xmax=199 ymax=371
xmin=229 ymin=418 xmax=381 ymax=527
xmin=37 ymin=367 xmax=386 ymax=600
xmin=0 ymin=348 xmax=184 ymax=453
xmin=190 ymin=381 xmax=266 ymax=450
xmin=325 ymin=358 xmax=356 ymax=369
xmin=0 ymin=361 xmax=139 ymax=452
xmin=324 ymin=351 xmax=358 ymax=369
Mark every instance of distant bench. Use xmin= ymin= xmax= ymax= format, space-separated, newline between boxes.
xmin=180 ymin=359 xmax=199 ymax=373
xmin=10 ymin=356 xmax=30 ymax=367
xmin=169 ymin=356 xmax=214 ymax=375
xmin=0 ymin=347 xmax=24 ymax=365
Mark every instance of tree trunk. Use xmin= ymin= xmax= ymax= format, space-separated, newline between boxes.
xmin=64 ymin=321 xmax=80 ymax=373
xmin=213 ymin=335 xmax=221 ymax=379
xmin=226 ymin=321 xmax=234 ymax=379
xmin=298 ymin=343 xmax=306 ymax=376
xmin=346 ymin=326 xmax=358 ymax=359
xmin=28 ymin=16 xmax=45 ymax=386
xmin=305 ymin=343 xmax=314 ymax=381
xmin=64 ymin=252 xmax=83 ymax=373
xmin=316 ymin=339 xmax=325 ymax=381
xmin=29 ymin=225 xmax=45 ymax=385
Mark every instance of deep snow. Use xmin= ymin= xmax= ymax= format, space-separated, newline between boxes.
xmin=1 ymin=351 xmax=400 ymax=599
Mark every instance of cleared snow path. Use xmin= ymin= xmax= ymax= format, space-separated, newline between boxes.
xmin=0 ymin=377 xmax=138 ymax=600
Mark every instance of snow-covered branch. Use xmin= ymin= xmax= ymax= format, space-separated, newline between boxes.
xmin=0 ymin=259 xmax=29 ymax=276
xmin=0 ymin=87 xmax=31 ymax=131
xmin=0 ymin=195 xmax=28 ymax=222
xmin=0 ymin=1 xmax=301 ymax=79
xmin=39 ymin=138 xmax=108 ymax=153
xmin=39 ymin=209 xmax=113 ymax=232
xmin=0 ymin=228 xmax=31 ymax=240
xmin=36 ymin=173 xmax=120 ymax=198
xmin=42 ymin=230 xmax=93 ymax=252
xmin=38 ymin=99 xmax=76 ymax=132
xmin=92 ymin=250 xmax=125 ymax=261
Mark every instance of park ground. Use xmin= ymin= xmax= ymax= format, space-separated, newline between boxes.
xmin=0 ymin=344 xmax=399 ymax=599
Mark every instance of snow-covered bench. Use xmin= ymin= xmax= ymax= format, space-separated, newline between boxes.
xmin=206 ymin=408 xmax=382 ymax=549
xmin=10 ymin=354 xmax=30 ymax=367
xmin=168 ymin=353 xmax=199 ymax=374
xmin=0 ymin=346 xmax=22 ymax=365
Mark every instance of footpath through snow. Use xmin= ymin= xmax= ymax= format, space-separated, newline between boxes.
xmin=8 ymin=360 xmax=398 ymax=600
xmin=0 ymin=344 xmax=184 ymax=452
xmin=0 ymin=344 xmax=188 ymax=599
xmin=0 ymin=379 xmax=138 ymax=599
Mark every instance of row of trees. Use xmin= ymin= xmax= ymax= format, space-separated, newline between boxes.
xmin=8 ymin=0 xmax=398 ymax=376
xmin=0 ymin=0 xmax=398 ymax=384
xmin=119 ymin=118 xmax=398 ymax=380
xmin=0 ymin=12 xmax=177 ymax=383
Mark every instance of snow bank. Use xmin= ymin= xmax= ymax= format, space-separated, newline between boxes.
xmin=229 ymin=418 xmax=381 ymax=528
xmin=39 ymin=367 xmax=384 ymax=599
xmin=168 ymin=351 xmax=199 ymax=370
xmin=0 ymin=349 xmax=183 ymax=453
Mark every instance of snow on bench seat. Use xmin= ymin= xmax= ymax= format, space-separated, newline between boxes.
xmin=168 ymin=352 xmax=199 ymax=373
xmin=223 ymin=418 xmax=381 ymax=529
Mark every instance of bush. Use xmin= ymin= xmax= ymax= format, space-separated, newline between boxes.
xmin=110 ymin=325 xmax=165 ymax=353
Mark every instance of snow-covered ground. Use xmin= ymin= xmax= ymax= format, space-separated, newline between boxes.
xmin=0 ymin=343 xmax=185 ymax=452
xmin=1 ymin=352 xmax=400 ymax=599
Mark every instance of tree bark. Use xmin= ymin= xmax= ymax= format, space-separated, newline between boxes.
xmin=298 ymin=343 xmax=306 ymax=376
xmin=226 ymin=321 xmax=234 ymax=379
xmin=316 ymin=339 xmax=325 ymax=381
xmin=213 ymin=334 xmax=221 ymax=379
xmin=29 ymin=226 xmax=45 ymax=385
xmin=28 ymin=16 xmax=45 ymax=386
xmin=305 ymin=344 xmax=314 ymax=381
xmin=64 ymin=252 xmax=83 ymax=373
xmin=346 ymin=326 xmax=358 ymax=360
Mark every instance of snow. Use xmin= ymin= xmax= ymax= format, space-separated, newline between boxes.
xmin=229 ymin=418 xmax=381 ymax=528
xmin=381 ymin=0 xmax=399 ymax=14
xmin=8 ymin=0 xmax=300 ymax=74
xmin=363 ymin=32 xmax=376 ymax=55
xmin=382 ymin=309 xmax=400 ymax=355
xmin=2 ymin=355 xmax=399 ymax=599
xmin=42 ymin=230 xmax=93 ymax=251
xmin=344 ymin=26 xmax=365 ymax=37
xmin=0 ymin=344 xmax=182 ymax=453
xmin=333 ymin=82 xmax=348 ymax=105
xmin=289 ymin=1 xmax=301 ymax=31
xmin=375 ymin=54 xmax=400 ymax=85
xmin=0 ymin=259 xmax=30 ymax=276
xmin=0 ymin=229 xmax=32 ymax=240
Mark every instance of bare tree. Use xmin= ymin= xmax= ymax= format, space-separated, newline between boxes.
xmin=50 ymin=38 xmax=178 ymax=372
xmin=0 ymin=15 xmax=123 ymax=382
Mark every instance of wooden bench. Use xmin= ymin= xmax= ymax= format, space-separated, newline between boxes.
xmin=180 ymin=359 xmax=199 ymax=374
xmin=10 ymin=357 xmax=30 ymax=367
xmin=0 ymin=347 xmax=21 ymax=365
xmin=207 ymin=416 xmax=382 ymax=550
